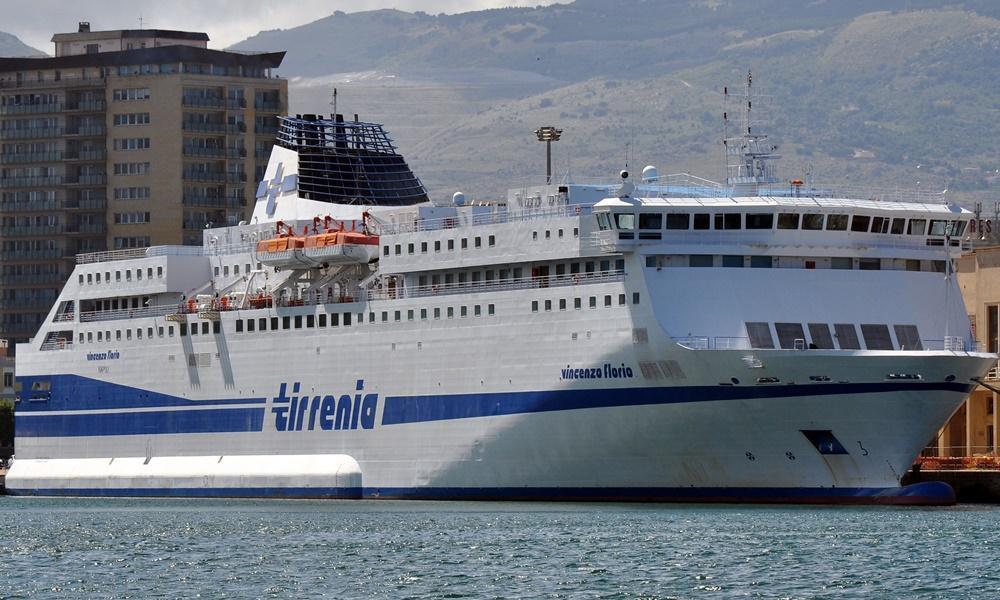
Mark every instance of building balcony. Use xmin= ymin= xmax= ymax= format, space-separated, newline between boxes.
xmin=0 ymin=199 xmax=60 ymax=212
xmin=0 ymin=102 xmax=63 ymax=115
xmin=0 ymin=298 xmax=56 ymax=310
xmin=183 ymin=219 xmax=214 ymax=230
xmin=0 ymin=249 xmax=63 ymax=261
xmin=64 ymin=149 xmax=106 ymax=161
xmin=226 ymin=172 xmax=247 ymax=184
xmin=0 ymin=323 xmax=45 ymax=337
xmin=0 ymin=127 xmax=64 ymax=140
xmin=182 ymin=170 xmax=226 ymax=183
xmin=255 ymin=101 xmax=281 ymax=112
xmin=63 ymin=197 xmax=106 ymax=210
xmin=182 ymin=146 xmax=246 ymax=159
xmin=64 ymin=222 xmax=106 ymax=235
xmin=0 ymin=225 xmax=62 ymax=237
xmin=0 ymin=77 xmax=104 ymax=90
xmin=0 ymin=151 xmax=63 ymax=164
xmin=65 ymin=125 xmax=106 ymax=137
xmin=182 ymin=195 xmax=244 ymax=209
xmin=0 ymin=175 xmax=64 ymax=188
xmin=65 ymin=174 xmax=106 ymax=185
xmin=182 ymin=121 xmax=227 ymax=133
xmin=0 ymin=273 xmax=65 ymax=285
xmin=255 ymin=125 xmax=278 ymax=135
xmin=65 ymin=100 xmax=106 ymax=112
xmin=255 ymin=149 xmax=271 ymax=160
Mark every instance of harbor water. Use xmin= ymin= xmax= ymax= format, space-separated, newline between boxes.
xmin=1 ymin=498 xmax=999 ymax=598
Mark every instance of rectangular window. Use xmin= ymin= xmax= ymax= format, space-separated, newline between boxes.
xmin=574 ymin=298 xmax=581 ymax=309
xmin=722 ymin=255 xmax=743 ymax=268
xmin=665 ymin=213 xmax=690 ymax=230
xmin=488 ymin=304 xmax=495 ymax=316
xmin=689 ymin=255 xmax=713 ymax=268
xmin=420 ymin=242 xmax=427 ymax=253
xmin=632 ymin=292 xmax=640 ymax=305
xmin=831 ymin=257 xmax=853 ymax=270
xmin=258 ymin=318 xmax=267 ymax=331
xmin=434 ymin=307 xmax=441 ymax=319
xmin=777 ymin=213 xmax=800 ymax=230
xmin=420 ymin=308 xmax=427 ymax=320
xmin=834 ymin=323 xmax=861 ymax=350
xmin=271 ymin=317 xmax=278 ymax=331
xmin=859 ymin=258 xmax=881 ymax=271
xmin=639 ymin=213 xmax=662 ymax=229
xmin=306 ymin=315 xmax=315 ymax=328
xmin=775 ymin=322 xmax=807 ymax=350
xmin=589 ymin=297 xmax=597 ymax=308
xmin=408 ymin=309 xmax=415 ymax=321
xmin=807 ymin=323 xmax=835 ymax=349
xmin=851 ymin=215 xmax=871 ymax=233
xmin=247 ymin=319 xmax=255 ymax=332
xmin=746 ymin=322 xmax=775 ymax=349
xmin=235 ymin=320 xmax=243 ymax=333
xmin=715 ymin=213 xmax=741 ymax=230
xmin=343 ymin=313 xmax=351 ymax=326
xmin=475 ymin=237 xmax=482 ymax=248
xmin=861 ymin=324 xmax=894 ymax=350
xmin=745 ymin=213 xmax=774 ymax=229
xmin=802 ymin=214 xmax=824 ymax=230
xmin=394 ymin=310 xmax=401 ymax=322
xmin=474 ymin=305 xmax=481 ymax=316
xmin=890 ymin=218 xmax=906 ymax=235
xmin=749 ymin=256 xmax=772 ymax=268
xmin=826 ymin=214 xmax=849 ymax=231
xmin=488 ymin=235 xmax=496 ymax=247
xmin=558 ymin=299 xmax=566 ymax=311
xmin=318 ymin=314 xmax=326 ymax=327
xmin=212 ymin=321 xmax=220 ymax=335
xmin=544 ymin=300 xmax=551 ymax=312
xmin=908 ymin=219 xmax=927 ymax=236
xmin=693 ymin=213 xmax=710 ymax=230
xmin=282 ymin=316 xmax=291 ymax=330
xmin=928 ymin=220 xmax=949 ymax=236
xmin=604 ymin=295 xmax=612 ymax=307
xmin=893 ymin=324 xmax=923 ymax=350
xmin=870 ymin=216 xmax=888 ymax=234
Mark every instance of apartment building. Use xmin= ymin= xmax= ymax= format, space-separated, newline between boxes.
xmin=0 ymin=23 xmax=286 ymax=345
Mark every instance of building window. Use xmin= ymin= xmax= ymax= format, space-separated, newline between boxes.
xmin=113 ymin=112 xmax=150 ymax=126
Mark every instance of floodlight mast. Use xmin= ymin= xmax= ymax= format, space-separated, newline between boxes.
xmin=534 ymin=126 xmax=562 ymax=184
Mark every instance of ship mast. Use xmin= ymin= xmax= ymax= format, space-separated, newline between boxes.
xmin=723 ymin=70 xmax=780 ymax=196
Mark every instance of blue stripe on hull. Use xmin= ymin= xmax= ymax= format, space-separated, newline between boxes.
xmin=7 ymin=486 xmax=361 ymax=499
xmin=6 ymin=482 xmax=955 ymax=506
xmin=380 ymin=382 xmax=975 ymax=425
xmin=16 ymin=407 xmax=265 ymax=437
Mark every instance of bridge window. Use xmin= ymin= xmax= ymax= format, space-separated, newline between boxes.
xmin=715 ymin=213 xmax=741 ymax=230
xmin=861 ymin=324 xmax=894 ymax=350
xmin=851 ymin=215 xmax=870 ymax=232
xmin=236 ymin=320 xmax=243 ymax=333
xmin=950 ymin=221 xmax=966 ymax=236
xmin=831 ymin=257 xmax=852 ymax=269
xmin=928 ymin=220 xmax=949 ymax=236
xmin=908 ymin=219 xmax=927 ymax=236
xmin=775 ymin=322 xmax=807 ymax=349
xmin=894 ymin=324 xmax=923 ymax=350
xmin=615 ymin=213 xmax=635 ymax=230
xmin=890 ymin=218 xmax=906 ymax=234
xmin=870 ymin=216 xmax=888 ymax=234
xmin=802 ymin=214 xmax=824 ymax=230
xmin=834 ymin=323 xmax=861 ymax=350
xmin=746 ymin=213 xmax=774 ymax=229
xmin=777 ymin=213 xmax=799 ymax=229
xmin=807 ymin=323 xmax=835 ymax=349
xmin=826 ymin=214 xmax=849 ymax=231
xmin=749 ymin=256 xmax=772 ymax=268
xmin=859 ymin=258 xmax=881 ymax=270
xmin=639 ymin=213 xmax=662 ymax=229
xmin=666 ymin=213 xmax=689 ymax=230
xmin=746 ymin=322 xmax=775 ymax=349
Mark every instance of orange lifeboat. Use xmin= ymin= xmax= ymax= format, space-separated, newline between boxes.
xmin=256 ymin=236 xmax=305 ymax=253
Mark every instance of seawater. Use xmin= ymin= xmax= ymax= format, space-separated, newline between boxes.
xmin=1 ymin=498 xmax=999 ymax=599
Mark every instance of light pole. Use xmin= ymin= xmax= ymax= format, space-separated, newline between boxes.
xmin=534 ymin=126 xmax=562 ymax=184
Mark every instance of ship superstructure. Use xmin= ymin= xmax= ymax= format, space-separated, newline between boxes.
xmin=6 ymin=106 xmax=994 ymax=504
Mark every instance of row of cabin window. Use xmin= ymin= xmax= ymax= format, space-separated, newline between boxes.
xmin=79 ymin=322 xmax=188 ymax=344
xmin=601 ymin=212 xmax=966 ymax=237
xmin=386 ymin=235 xmax=497 ymax=257
xmin=415 ymin=259 xmax=626 ymax=286
xmin=79 ymin=266 xmax=164 ymax=285
xmin=746 ymin=322 xmax=922 ymax=351
xmin=648 ymin=254 xmax=947 ymax=272
xmin=532 ymin=293 xmax=640 ymax=312
xmin=234 ymin=304 xmax=498 ymax=332
xmin=214 ymin=262 xmax=260 ymax=277
xmin=531 ymin=227 xmax=579 ymax=241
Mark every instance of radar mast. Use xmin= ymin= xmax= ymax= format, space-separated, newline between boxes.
xmin=723 ymin=70 xmax=780 ymax=196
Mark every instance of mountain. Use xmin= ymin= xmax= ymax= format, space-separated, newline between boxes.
xmin=233 ymin=1 xmax=1000 ymax=205
xmin=0 ymin=31 xmax=46 ymax=57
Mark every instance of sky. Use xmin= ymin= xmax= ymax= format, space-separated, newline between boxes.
xmin=6 ymin=0 xmax=561 ymax=53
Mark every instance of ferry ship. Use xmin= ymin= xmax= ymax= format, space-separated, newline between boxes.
xmin=7 ymin=81 xmax=995 ymax=504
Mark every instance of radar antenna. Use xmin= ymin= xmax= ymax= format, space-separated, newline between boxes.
xmin=723 ymin=70 xmax=780 ymax=196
